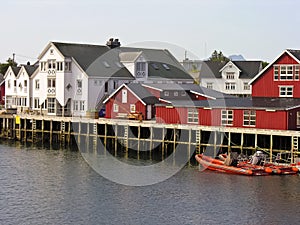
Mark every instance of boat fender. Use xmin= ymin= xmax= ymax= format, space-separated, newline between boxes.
xmin=292 ymin=167 xmax=299 ymax=172
xmin=264 ymin=167 xmax=273 ymax=174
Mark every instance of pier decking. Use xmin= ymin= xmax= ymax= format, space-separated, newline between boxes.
xmin=0 ymin=114 xmax=299 ymax=164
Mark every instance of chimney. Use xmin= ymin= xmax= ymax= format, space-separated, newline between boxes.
xmin=106 ymin=38 xmax=121 ymax=49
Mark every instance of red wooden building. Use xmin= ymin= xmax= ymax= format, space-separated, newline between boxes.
xmin=104 ymin=83 xmax=159 ymax=120
xmin=250 ymin=49 xmax=300 ymax=98
xmin=156 ymin=98 xmax=300 ymax=130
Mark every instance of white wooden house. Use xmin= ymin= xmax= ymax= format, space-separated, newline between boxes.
xmin=5 ymin=39 xmax=194 ymax=117
xmin=4 ymin=66 xmax=21 ymax=108
xmin=199 ymin=61 xmax=263 ymax=97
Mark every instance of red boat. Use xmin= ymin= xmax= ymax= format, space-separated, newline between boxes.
xmin=195 ymin=154 xmax=271 ymax=176
xmin=219 ymin=153 xmax=298 ymax=175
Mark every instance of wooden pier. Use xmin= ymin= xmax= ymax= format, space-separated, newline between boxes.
xmin=0 ymin=114 xmax=299 ymax=164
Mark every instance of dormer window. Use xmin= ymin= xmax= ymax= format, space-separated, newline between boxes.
xmin=65 ymin=62 xmax=72 ymax=72
xmin=162 ymin=64 xmax=170 ymax=70
xmin=136 ymin=62 xmax=146 ymax=78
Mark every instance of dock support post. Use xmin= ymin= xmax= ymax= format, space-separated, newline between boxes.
xmin=114 ymin=125 xmax=118 ymax=157
xmin=150 ymin=126 xmax=153 ymax=160
xmin=162 ymin=127 xmax=165 ymax=160
xmin=50 ymin=120 xmax=53 ymax=144
xmin=214 ymin=130 xmax=217 ymax=156
xmin=137 ymin=125 xmax=141 ymax=160
xmin=188 ymin=129 xmax=192 ymax=166
xmin=240 ymin=133 xmax=244 ymax=154
xmin=228 ymin=132 xmax=231 ymax=153
xmin=270 ymin=135 xmax=273 ymax=163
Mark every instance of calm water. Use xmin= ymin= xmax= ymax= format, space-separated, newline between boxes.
xmin=1 ymin=141 xmax=300 ymax=225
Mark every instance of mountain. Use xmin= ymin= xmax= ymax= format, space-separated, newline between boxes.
xmin=229 ymin=54 xmax=245 ymax=61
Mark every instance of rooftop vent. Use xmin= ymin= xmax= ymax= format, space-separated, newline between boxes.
xmin=106 ymin=38 xmax=121 ymax=49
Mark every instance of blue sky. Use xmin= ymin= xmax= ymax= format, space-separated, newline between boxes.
xmin=1 ymin=0 xmax=300 ymax=64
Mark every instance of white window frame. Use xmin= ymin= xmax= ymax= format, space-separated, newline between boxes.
xmin=279 ymin=86 xmax=293 ymax=97
xmin=130 ymin=104 xmax=136 ymax=113
xmin=243 ymin=82 xmax=250 ymax=90
xmin=47 ymin=98 xmax=56 ymax=114
xmin=274 ymin=65 xmax=279 ymax=80
xmin=187 ymin=108 xmax=199 ymax=124
xmin=297 ymin=111 xmax=300 ymax=127
xmin=221 ymin=109 xmax=233 ymax=126
xmin=206 ymin=83 xmax=213 ymax=89
xmin=122 ymin=90 xmax=127 ymax=103
xmin=295 ymin=65 xmax=299 ymax=80
xmin=226 ymin=72 xmax=235 ymax=79
xmin=136 ymin=62 xmax=146 ymax=78
xmin=225 ymin=82 xmax=236 ymax=90
xmin=243 ymin=110 xmax=256 ymax=127
xmin=35 ymin=80 xmax=40 ymax=90
xmin=34 ymin=98 xmax=40 ymax=109
xmin=113 ymin=104 xmax=119 ymax=112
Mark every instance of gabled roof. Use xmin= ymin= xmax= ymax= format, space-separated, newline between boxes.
xmin=23 ymin=65 xmax=39 ymax=77
xmin=51 ymin=42 xmax=134 ymax=79
xmin=103 ymin=83 xmax=159 ymax=105
xmin=249 ymin=49 xmax=300 ymax=85
xmin=12 ymin=66 xmax=21 ymax=76
xmin=200 ymin=61 xmax=262 ymax=79
xmin=127 ymin=83 xmax=159 ymax=105
xmin=160 ymin=97 xmax=300 ymax=110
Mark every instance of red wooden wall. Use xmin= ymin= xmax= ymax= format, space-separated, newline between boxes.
xmin=252 ymin=53 xmax=300 ymax=97
xmin=105 ymin=87 xmax=146 ymax=119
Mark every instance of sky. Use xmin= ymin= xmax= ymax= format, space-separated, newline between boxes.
xmin=1 ymin=0 xmax=300 ymax=64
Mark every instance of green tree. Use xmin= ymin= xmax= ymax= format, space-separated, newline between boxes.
xmin=209 ymin=50 xmax=229 ymax=62
xmin=262 ymin=61 xmax=269 ymax=69
xmin=0 ymin=58 xmax=17 ymax=75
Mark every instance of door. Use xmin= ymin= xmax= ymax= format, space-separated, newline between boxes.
xmin=147 ymin=105 xmax=152 ymax=120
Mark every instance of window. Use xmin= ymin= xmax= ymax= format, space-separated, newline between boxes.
xmin=297 ymin=111 xmax=300 ymax=127
xmin=73 ymin=101 xmax=79 ymax=111
xmin=50 ymin=49 xmax=54 ymax=54
xmin=48 ymin=78 xmax=55 ymax=88
xmin=243 ymin=110 xmax=256 ymax=126
xmin=47 ymin=98 xmax=56 ymax=114
xmin=7 ymin=80 xmax=11 ymax=88
xmin=207 ymin=83 xmax=213 ymax=89
xmin=225 ymin=82 xmax=236 ymax=90
xmin=226 ymin=72 xmax=235 ymax=79
xmin=41 ymin=62 xmax=47 ymax=71
xmin=221 ymin=110 xmax=233 ymax=126
xmin=122 ymin=90 xmax=127 ymax=103
xmin=113 ymin=81 xmax=118 ymax=89
xmin=136 ymin=62 xmax=146 ymax=78
xmin=35 ymin=80 xmax=40 ymax=89
xmin=103 ymin=61 xmax=110 ymax=68
xmin=279 ymin=65 xmax=293 ymax=80
xmin=274 ymin=66 xmax=279 ymax=80
xmin=295 ymin=65 xmax=300 ymax=80
xmin=279 ymin=86 xmax=293 ymax=97
xmin=244 ymin=82 xmax=250 ymax=90
xmin=77 ymin=79 xmax=82 ymax=88
xmin=57 ymin=62 xmax=63 ymax=71
xmin=187 ymin=108 xmax=198 ymax=123
xmin=34 ymin=98 xmax=39 ymax=109
xmin=113 ymin=104 xmax=119 ymax=112
xmin=164 ymin=91 xmax=169 ymax=97
xmin=151 ymin=63 xmax=159 ymax=70
xmin=287 ymin=66 xmax=293 ymax=80
xmin=105 ymin=82 xmax=108 ymax=92
xmin=130 ymin=104 xmax=136 ymax=113
xmin=181 ymin=91 xmax=186 ymax=96
xmin=162 ymin=64 xmax=170 ymax=70
xmin=47 ymin=60 xmax=56 ymax=70
xmin=80 ymin=101 xmax=85 ymax=111
xmin=24 ymin=80 xmax=27 ymax=87
xmin=65 ymin=62 xmax=71 ymax=72
xmin=14 ymin=80 xmax=17 ymax=87
xmin=174 ymin=91 xmax=178 ymax=97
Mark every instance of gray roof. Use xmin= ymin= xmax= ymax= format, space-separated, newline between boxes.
xmin=53 ymin=42 xmax=134 ymax=79
xmin=200 ymin=61 xmax=262 ymax=79
xmin=147 ymin=61 xmax=193 ymax=80
xmin=127 ymin=83 xmax=159 ymax=105
xmin=52 ymin=42 xmax=192 ymax=80
xmin=12 ymin=66 xmax=21 ymax=75
xmin=142 ymin=83 xmax=234 ymax=99
xmin=161 ymin=97 xmax=300 ymax=110
xmin=23 ymin=65 xmax=39 ymax=77
xmin=287 ymin=49 xmax=300 ymax=61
